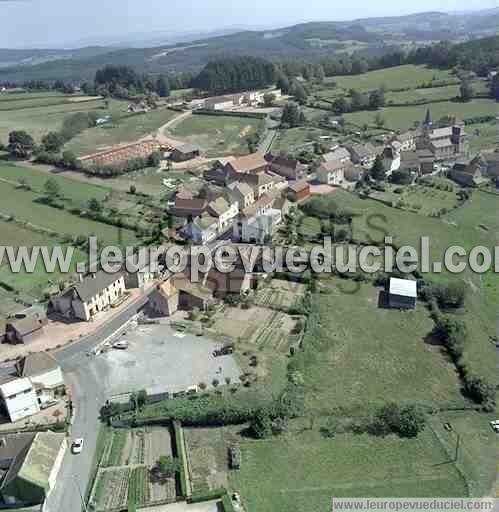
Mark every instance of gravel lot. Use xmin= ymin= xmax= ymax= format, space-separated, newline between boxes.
xmin=97 ymin=323 xmax=241 ymax=398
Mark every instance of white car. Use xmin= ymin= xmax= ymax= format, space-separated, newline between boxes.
xmin=72 ymin=438 xmax=84 ymax=454
xmin=112 ymin=340 xmax=129 ymax=350
xmin=489 ymin=421 xmax=499 ymax=433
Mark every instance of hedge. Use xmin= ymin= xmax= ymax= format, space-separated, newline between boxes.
xmin=193 ymin=109 xmax=267 ymax=120
xmin=222 ymin=492 xmax=236 ymax=512
xmin=189 ymin=488 xmax=226 ymax=503
xmin=172 ymin=420 xmax=188 ymax=498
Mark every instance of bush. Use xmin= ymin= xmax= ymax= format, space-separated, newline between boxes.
xmin=424 ymin=281 xmax=466 ymax=309
xmin=320 ymin=416 xmax=338 ymax=438
xmin=368 ymin=403 xmax=426 ymax=438
xmin=463 ymin=375 xmax=496 ymax=411
xmin=249 ymin=410 xmax=273 ymax=439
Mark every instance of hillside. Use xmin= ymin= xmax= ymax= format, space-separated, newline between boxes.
xmin=0 ymin=8 xmax=497 ymax=83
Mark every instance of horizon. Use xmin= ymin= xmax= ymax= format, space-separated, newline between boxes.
xmin=0 ymin=0 xmax=497 ymax=49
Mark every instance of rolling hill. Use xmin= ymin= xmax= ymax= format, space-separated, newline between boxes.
xmin=0 ymin=8 xmax=497 ymax=83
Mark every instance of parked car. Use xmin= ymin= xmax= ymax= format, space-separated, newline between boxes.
xmin=489 ymin=420 xmax=499 ymax=433
xmin=213 ymin=343 xmax=235 ymax=357
xmin=112 ymin=340 xmax=129 ymax=350
xmin=72 ymin=438 xmax=84 ymax=454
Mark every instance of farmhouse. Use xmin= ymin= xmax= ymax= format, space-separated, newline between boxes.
xmin=170 ymin=143 xmax=201 ymax=162
xmin=388 ymin=278 xmax=417 ymax=310
xmin=228 ymin=182 xmax=255 ymax=210
xmin=169 ymin=191 xmax=208 ymax=218
xmin=269 ymin=156 xmax=308 ymax=180
xmin=320 ymin=147 xmax=351 ymax=164
xmin=345 ymin=143 xmax=378 ymax=168
xmin=287 ymin=180 xmax=311 ymax=202
xmin=0 ymin=378 xmax=39 ymax=422
xmin=49 ymin=271 xmax=126 ymax=322
xmin=16 ymin=353 xmax=64 ymax=402
xmin=0 ymin=431 xmax=66 ymax=507
xmin=148 ymin=280 xmax=180 ymax=317
xmin=316 ymin=159 xmax=348 ymax=185
xmin=225 ymin=153 xmax=270 ymax=176
xmin=207 ymin=197 xmax=239 ymax=231
xmin=181 ymin=214 xmax=219 ymax=244
xmin=448 ymin=155 xmax=486 ymax=186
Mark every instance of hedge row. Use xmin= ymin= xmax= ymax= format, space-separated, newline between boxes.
xmin=193 ymin=109 xmax=267 ymax=120
xmin=172 ymin=420 xmax=188 ymax=498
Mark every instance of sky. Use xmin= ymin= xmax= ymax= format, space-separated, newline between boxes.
xmin=0 ymin=0 xmax=497 ymax=48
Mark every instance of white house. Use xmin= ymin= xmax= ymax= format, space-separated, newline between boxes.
xmin=0 ymin=378 xmax=39 ymax=423
xmin=228 ymin=182 xmax=255 ymax=210
xmin=207 ymin=197 xmax=239 ymax=232
xmin=316 ymin=159 xmax=347 ymax=185
xmin=241 ymin=209 xmax=282 ymax=244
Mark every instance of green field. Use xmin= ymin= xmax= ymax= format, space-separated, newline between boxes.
xmin=467 ymin=121 xmax=499 ymax=152
xmin=167 ymin=114 xmax=263 ymax=157
xmin=0 ymin=95 xmax=106 ymax=144
xmin=304 ymin=276 xmax=465 ymax=413
xmin=0 ymin=163 xmax=110 ymax=205
xmin=385 ymin=81 xmax=489 ymax=104
xmin=65 ymin=101 xmax=179 ymax=156
xmin=231 ymin=426 xmax=467 ymax=512
xmin=344 ymin=98 xmax=498 ymax=132
xmin=272 ymin=126 xmax=333 ymax=153
xmin=370 ymin=180 xmax=459 ymax=216
xmin=0 ymin=178 xmax=137 ymax=245
xmin=331 ymin=65 xmax=454 ymax=92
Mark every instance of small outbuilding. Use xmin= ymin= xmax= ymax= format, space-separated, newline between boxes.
xmin=229 ymin=444 xmax=241 ymax=469
xmin=287 ymin=180 xmax=310 ymax=202
xmin=388 ymin=278 xmax=417 ymax=309
xmin=170 ymin=143 xmax=201 ymax=162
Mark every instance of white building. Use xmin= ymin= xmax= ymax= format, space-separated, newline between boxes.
xmin=0 ymin=378 xmax=39 ymax=423
xmin=241 ymin=209 xmax=282 ymax=244
xmin=388 ymin=278 xmax=417 ymax=309
xmin=207 ymin=197 xmax=239 ymax=232
xmin=16 ymin=353 xmax=65 ymax=404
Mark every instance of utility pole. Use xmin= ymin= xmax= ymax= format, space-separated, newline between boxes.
xmin=454 ymin=432 xmax=461 ymax=462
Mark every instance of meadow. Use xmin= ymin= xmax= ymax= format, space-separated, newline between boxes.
xmin=65 ymin=101 xmax=179 ymax=156
xmin=344 ymin=98 xmax=498 ymax=131
xmin=167 ymin=114 xmax=263 ymax=157
xmin=0 ymin=95 xmax=106 ymax=143
xmin=231 ymin=425 xmax=467 ymax=512
xmin=272 ymin=126 xmax=333 ymax=154
xmin=331 ymin=65 xmax=454 ymax=92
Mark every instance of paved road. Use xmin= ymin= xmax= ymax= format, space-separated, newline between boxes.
xmin=45 ymin=295 xmax=149 ymax=512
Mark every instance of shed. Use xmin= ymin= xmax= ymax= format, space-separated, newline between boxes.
xmin=388 ymin=278 xmax=417 ymax=309
xmin=171 ymin=143 xmax=201 ymax=162
xmin=287 ymin=180 xmax=310 ymax=202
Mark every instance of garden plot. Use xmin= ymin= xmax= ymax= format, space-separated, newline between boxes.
xmin=211 ymin=306 xmax=299 ymax=352
xmin=92 ymin=426 xmax=176 ymax=510
xmin=93 ymin=467 xmax=131 ymax=512
xmin=184 ymin=426 xmax=240 ymax=493
xmin=255 ymin=279 xmax=307 ymax=311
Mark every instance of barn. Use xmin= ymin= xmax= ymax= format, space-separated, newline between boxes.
xmin=388 ymin=278 xmax=417 ymax=309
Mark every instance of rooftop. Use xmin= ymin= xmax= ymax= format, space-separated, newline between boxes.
xmin=16 ymin=353 xmax=59 ymax=379
xmin=72 ymin=270 xmax=123 ymax=302
xmin=389 ymin=278 xmax=417 ymax=298
xmin=227 ymin=153 xmax=268 ymax=173
xmin=175 ymin=143 xmax=201 ymax=154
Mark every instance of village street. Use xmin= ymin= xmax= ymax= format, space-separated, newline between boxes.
xmin=45 ymin=294 xmax=240 ymax=512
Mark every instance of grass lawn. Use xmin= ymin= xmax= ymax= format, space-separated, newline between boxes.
xmin=231 ymin=426 xmax=467 ymax=512
xmin=167 ymin=114 xmax=263 ymax=157
xmin=272 ymin=126 xmax=333 ymax=154
xmin=344 ymin=99 xmax=498 ymax=132
xmin=430 ymin=410 xmax=497 ymax=497
xmin=0 ymin=163 xmax=110 ymax=205
xmin=65 ymin=102 xmax=179 ymax=156
xmin=467 ymin=121 xmax=499 ymax=152
xmin=369 ymin=181 xmax=459 ymax=216
xmin=0 ymin=97 xmax=106 ymax=144
xmin=304 ymin=276 xmax=464 ymax=413
xmin=0 ymin=180 xmax=138 ymax=245
xmin=332 ymin=65 xmax=454 ymax=93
